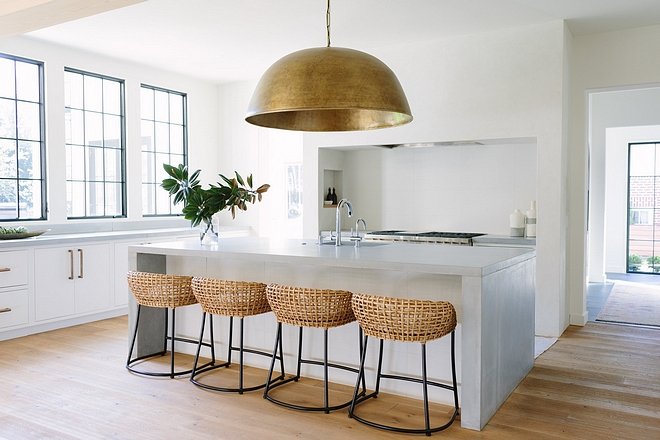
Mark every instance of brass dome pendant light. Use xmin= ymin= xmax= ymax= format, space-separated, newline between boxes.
xmin=245 ymin=0 xmax=412 ymax=132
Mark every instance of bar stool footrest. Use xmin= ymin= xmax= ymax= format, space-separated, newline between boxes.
xmin=191 ymin=347 xmax=285 ymax=393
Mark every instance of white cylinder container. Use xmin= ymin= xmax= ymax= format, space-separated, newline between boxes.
xmin=525 ymin=201 xmax=537 ymax=238
xmin=510 ymin=209 xmax=525 ymax=237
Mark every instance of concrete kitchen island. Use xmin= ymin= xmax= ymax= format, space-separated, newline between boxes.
xmin=128 ymin=237 xmax=535 ymax=431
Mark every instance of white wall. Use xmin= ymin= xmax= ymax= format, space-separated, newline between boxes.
xmin=570 ymin=24 xmax=660 ymax=326
xmin=319 ymin=143 xmax=537 ymax=234
xmin=216 ymin=81 xmax=304 ymax=238
xmin=0 ymin=35 xmax=219 ymax=232
xmin=303 ymin=21 xmax=569 ymax=337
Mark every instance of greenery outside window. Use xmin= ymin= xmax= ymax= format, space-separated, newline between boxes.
xmin=64 ymin=68 xmax=126 ymax=218
xmin=0 ymin=53 xmax=46 ymax=220
xmin=140 ymin=85 xmax=187 ymax=216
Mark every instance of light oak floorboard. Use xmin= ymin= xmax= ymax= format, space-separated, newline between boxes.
xmin=0 ymin=317 xmax=659 ymax=439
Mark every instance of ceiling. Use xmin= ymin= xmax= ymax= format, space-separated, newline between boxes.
xmin=15 ymin=0 xmax=660 ymax=84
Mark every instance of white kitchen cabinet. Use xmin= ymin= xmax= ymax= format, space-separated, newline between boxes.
xmin=0 ymin=249 xmax=28 ymax=288
xmin=0 ymin=288 xmax=29 ymax=329
xmin=0 ymin=227 xmax=248 ymax=341
xmin=0 ymin=249 xmax=29 ymax=329
xmin=34 ymin=244 xmax=110 ymax=321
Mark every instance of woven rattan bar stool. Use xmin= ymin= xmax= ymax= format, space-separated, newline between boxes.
xmin=348 ymin=293 xmax=459 ymax=436
xmin=126 ymin=271 xmax=214 ymax=379
xmin=190 ymin=277 xmax=285 ymax=393
xmin=263 ymin=284 xmax=366 ymax=413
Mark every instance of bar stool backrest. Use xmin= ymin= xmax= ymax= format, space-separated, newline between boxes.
xmin=266 ymin=284 xmax=355 ymax=329
xmin=351 ymin=293 xmax=456 ymax=343
xmin=192 ymin=278 xmax=270 ymax=317
xmin=126 ymin=271 xmax=196 ymax=309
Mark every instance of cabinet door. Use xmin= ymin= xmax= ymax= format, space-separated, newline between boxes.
xmin=0 ymin=250 xmax=28 ymax=288
xmin=74 ymin=244 xmax=110 ymax=314
xmin=0 ymin=288 xmax=29 ymax=329
xmin=35 ymin=247 xmax=75 ymax=321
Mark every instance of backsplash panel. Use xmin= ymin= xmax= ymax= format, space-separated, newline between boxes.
xmin=338 ymin=142 xmax=537 ymax=235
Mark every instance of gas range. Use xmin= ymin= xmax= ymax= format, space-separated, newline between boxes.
xmin=364 ymin=230 xmax=485 ymax=246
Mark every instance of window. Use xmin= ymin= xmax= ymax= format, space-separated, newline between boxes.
xmin=64 ymin=69 xmax=125 ymax=218
xmin=140 ymin=85 xmax=187 ymax=216
xmin=0 ymin=54 xmax=45 ymax=220
xmin=286 ymin=164 xmax=302 ymax=220
xmin=630 ymin=209 xmax=653 ymax=226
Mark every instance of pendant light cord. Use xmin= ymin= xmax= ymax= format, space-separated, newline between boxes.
xmin=326 ymin=0 xmax=331 ymax=47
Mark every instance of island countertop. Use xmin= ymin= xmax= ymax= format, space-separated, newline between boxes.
xmin=128 ymin=236 xmax=536 ymax=431
xmin=131 ymin=236 xmax=535 ymax=277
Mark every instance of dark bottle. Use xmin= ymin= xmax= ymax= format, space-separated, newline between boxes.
xmin=331 ymin=188 xmax=338 ymax=205
xmin=325 ymin=187 xmax=333 ymax=203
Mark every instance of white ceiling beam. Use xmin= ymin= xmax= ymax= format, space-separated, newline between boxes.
xmin=0 ymin=0 xmax=146 ymax=39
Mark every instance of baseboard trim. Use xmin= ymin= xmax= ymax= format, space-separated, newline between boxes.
xmin=0 ymin=308 xmax=128 ymax=342
xmin=569 ymin=311 xmax=589 ymax=326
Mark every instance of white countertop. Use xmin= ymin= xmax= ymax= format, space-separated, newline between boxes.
xmin=0 ymin=226 xmax=249 ymax=249
xmin=131 ymin=236 xmax=535 ymax=277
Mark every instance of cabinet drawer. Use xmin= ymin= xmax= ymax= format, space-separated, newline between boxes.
xmin=0 ymin=250 xmax=28 ymax=288
xmin=0 ymin=288 xmax=29 ymax=329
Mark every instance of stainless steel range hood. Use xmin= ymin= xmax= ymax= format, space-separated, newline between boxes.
xmin=373 ymin=137 xmax=536 ymax=149
xmin=376 ymin=141 xmax=484 ymax=149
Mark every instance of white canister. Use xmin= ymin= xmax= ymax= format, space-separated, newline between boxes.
xmin=510 ymin=209 xmax=525 ymax=237
xmin=525 ymin=201 xmax=537 ymax=238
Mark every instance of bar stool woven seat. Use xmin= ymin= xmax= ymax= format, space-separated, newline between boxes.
xmin=349 ymin=293 xmax=459 ymax=435
xmin=126 ymin=271 xmax=214 ymax=378
xmin=263 ymin=284 xmax=365 ymax=413
xmin=190 ymin=278 xmax=284 ymax=393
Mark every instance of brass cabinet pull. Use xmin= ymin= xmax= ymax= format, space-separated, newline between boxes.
xmin=68 ymin=249 xmax=74 ymax=280
xmin=78 ymin=249 xmax=83 ymax=279
xmin=0 ymin=308 xmax=11 ymax=313
xmin=0 ymin=267 xmax=10 ymax=272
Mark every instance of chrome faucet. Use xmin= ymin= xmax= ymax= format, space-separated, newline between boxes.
xmin=335 ymin=198 xmax=353 ymax=246
xmin=350 ymin=218 xmax=367 ymax=247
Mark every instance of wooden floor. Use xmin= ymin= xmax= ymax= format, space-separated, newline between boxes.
xmin=1 ymin=317 xmax=659 ymax=439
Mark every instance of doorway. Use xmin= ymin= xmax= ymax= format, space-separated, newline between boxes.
xmin=587 ymin=86 xmax=660 ymax=326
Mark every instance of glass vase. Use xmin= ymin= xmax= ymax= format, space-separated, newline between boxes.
xmin=200 ymin=221 xmax=219 ymax=246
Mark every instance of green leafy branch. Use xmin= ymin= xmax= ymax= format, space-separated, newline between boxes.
xmin=161 ymin=163 xmax=270 ymax=228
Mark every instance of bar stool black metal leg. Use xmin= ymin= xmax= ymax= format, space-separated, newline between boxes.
xmin=295 ymin=326 xmax=303 ymax=381
xmin=209 ymin=314 xmax=216 ymax=364
xmin=358 ymin=327 xmax=367 ymax=392
xmin=127 ymin=304 xmax=141 ymax=367
xmin=421 ymin=343 xmax=430 ymax=436
xmin=239 ymin=317 xmax=245 ymax=393
xmin=278 ymin=325 xmax=285 ymax=375
xmin=451 ymin=332 xmax=458 ymax=411
xmin=191 ymin=312 xmax=207 ymax=378
xmin=323 ymin=329 xmax=329 ymax=413
xmin=163 ymin=307 xmax=169 ymax=354
xmin=170 ymin=308 xmax=176 ymax=379
xmin=227 ymin=316 xmax=234 ymax=366
xmin=349 ymin=333 xmax=370 ymax=416
xmin=375 ymin=338 xmax=384 ymax=395
xmin=264 ymin=322 xmax=282 ymax=397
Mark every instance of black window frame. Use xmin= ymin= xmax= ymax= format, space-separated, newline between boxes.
xmin=140 ymin=83 xmax=188 ymax=217
xmin=64 ymin=67 xmax=126 ymax=219
xmin=0 ymin=52 xmax=47 ymax=221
